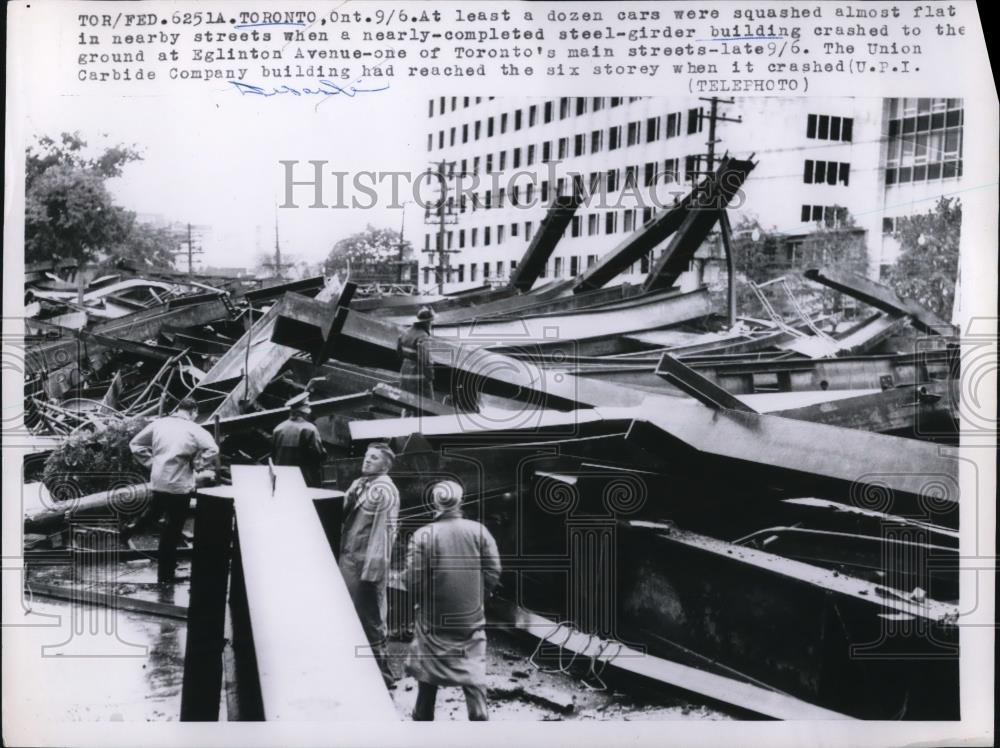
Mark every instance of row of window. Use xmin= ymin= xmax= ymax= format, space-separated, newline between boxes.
xmin=422 ymin=250 xmax=669 ymax=286
xmin=887 ymin=98 xmax=962 ymax=119
xmin=884 ymin=105 xmax=963 ymax=185
xmin=886 ymin=160 xmax=963 ymax=185
xmin=888 ymin=108 xmax=963 ymax=137
xmin=803 ymin=160 xmax=851 ymax=186
xmin=800 ymin=204 xmax=849 ymax=226
xmin=430 ymin=96 xmax=487 ymax=116
xmin=806 ymin=113 xmax=854 ymax=142
xmin=427 ymin=107 xmax=702 ymax=152
xmin=423 ymin=207 xmax=661 ymax=252
xmin=429 ymin=95 xmax=646 ymax=119
xmin=425 ymin=158 xmax=689 ymax=216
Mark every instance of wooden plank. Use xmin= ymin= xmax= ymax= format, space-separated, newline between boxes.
xmin=495 ymin=600 xmax=852 ymax=720
xmin=223 ymin=528 xmax=265 ymax=721
xmin=181 ymin=495 xmax=235 ymax=721
xmin=26 ymin=582 xmax=188 ymax=620
xmin=230 ymin=466 xmax=396 ymax=720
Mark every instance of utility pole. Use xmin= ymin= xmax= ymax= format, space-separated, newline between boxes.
xmin=395 ymin=201 xmax=410 ymax=286
xmin=169 ymin=223 xmax=205 ymax=276
xmin=698 ymin=97 xmax=742 ymax=328
xmin=261 ymin=215 xmax=295 ymax=280
xmin=421 ymin=160 xmax=460 ymax=295
xmin=274 ymin=222 xmax=283 ymax=278
xmin=186 ymin=223 xmax=195 ymax=276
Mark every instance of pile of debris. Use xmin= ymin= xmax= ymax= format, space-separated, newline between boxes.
xmin=22 ymin=156 xmax=960 ymax=720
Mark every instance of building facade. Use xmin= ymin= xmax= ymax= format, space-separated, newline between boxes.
xmin=420 ymin=96 xmax=963 ymax=294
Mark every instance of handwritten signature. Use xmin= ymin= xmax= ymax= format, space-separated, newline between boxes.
xmin=230 ymin=79 xmax=390 ymax=102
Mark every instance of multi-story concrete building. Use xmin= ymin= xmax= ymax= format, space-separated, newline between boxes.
xmin=419 ymin=96 xmax=964 ymax=293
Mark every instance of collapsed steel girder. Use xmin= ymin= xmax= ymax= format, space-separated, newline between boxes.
xmin=187 ymin=278 xmax=350 ymax=420
xmin=655 ymin=353 xmax=757 ymax=412
xmin=769 ymin=381 xmax=957 ymax=435
xmin=508 ymin=194 xmax=584 ymax=292
xmin=266 ymin=290 xmax=958 ymax=511
xmin=344 ymin=318 xmax=957 ymax=510
xmin=241 ymin=275 xmax=326 ymax=303
xmin=804 ymin=266 xmax=953 ymax=335
xmin=27 ymin=297 xmax=233 ymax=397
xmin=573 ymin=156 xmax=757 ymax=294
xmin=642 ymin=157 xmax=757 ymax=292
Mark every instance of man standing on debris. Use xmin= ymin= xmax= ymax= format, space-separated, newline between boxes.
xmin=396 ymin=307 xmax=435 ymax=408
xmin=128 ymin=397 xmax=219 ymax=583
xmin=340 ymin=441 xmax=400 ymax=687
xmin=271 ymin=392 xmax=326 ymax=487
xmin=404 ymin=480 xmax=502 ymax=721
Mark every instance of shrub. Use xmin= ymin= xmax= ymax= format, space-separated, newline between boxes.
xmin=42 ymin=417 xmax=150 ymax=500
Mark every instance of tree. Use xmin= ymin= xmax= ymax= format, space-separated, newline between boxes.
xmin=886 ymin=197 xmax=961 ymax=320
xmin=324 ymin=224 xmax=411 ymax=280
xmin=25 ymin=133 xmax=138 ymax=265
xmin=103 ymin=218 xmax=182 ymax=271
xmin=25 ymin=132 xmax=178 ymax=269
xmin=727 ymin=208 xmax=869 ymax=320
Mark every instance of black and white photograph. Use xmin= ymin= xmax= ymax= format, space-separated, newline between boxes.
xmin=3 ymin=1 xmax=996 ymax=746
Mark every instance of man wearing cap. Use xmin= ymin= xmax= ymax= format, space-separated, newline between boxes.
xmin=340 ymin=441 xmax=400 ymax=687
xmin=396 ymin=307 xmax=436 ymax=408
xmin=128 ymin=397 xmax=219 ymax=583
xmin=271 ymin=392 xmax=326 ymax=488
xmin=404 ymin=480 xmax=502 ymax=721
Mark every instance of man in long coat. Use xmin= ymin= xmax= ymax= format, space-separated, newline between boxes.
xmin=271 ymin=393 xmax=326 ymax=487
xmin=340 ymin=442 xmax=400 ymax=686
xmin=404 ymin=480 xmax=502 ymax=720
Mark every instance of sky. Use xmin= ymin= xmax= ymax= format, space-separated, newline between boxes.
xmin=25 ymin=90 xmax=430 ymax=268
xmin=16 ymin=6 xmax=430 ymax=270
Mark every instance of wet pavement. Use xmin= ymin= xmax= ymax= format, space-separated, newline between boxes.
xmin=21 ymin=555 xmax=190 ymax=721
xmin=13 ymin=600 xmax=187 ymax=721
xmin=21 ymin=557 xmax=729 ymax=722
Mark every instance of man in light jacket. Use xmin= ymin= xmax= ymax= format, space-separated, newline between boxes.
xmin=404 ymin=480 xmax=502 ymax=721
xmin=128 ymin=397 xmax=219 ymax=583
xmin=339 ymin=442 xmax=400 ymax=687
